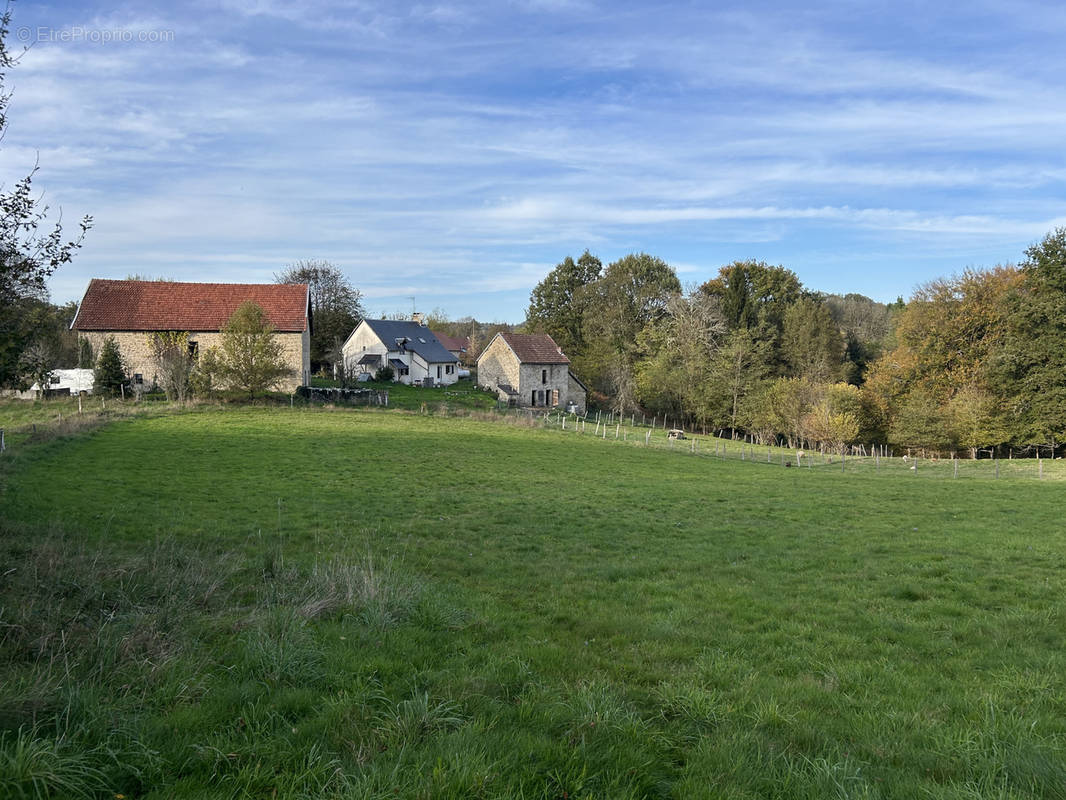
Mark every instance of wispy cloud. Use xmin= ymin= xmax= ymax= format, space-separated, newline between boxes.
xmin=5 ymin=0 xmax=1064 ymax=318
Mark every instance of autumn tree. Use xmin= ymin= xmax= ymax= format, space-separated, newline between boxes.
xmin=219 ymin=302 xmax=291 ymax=397
xmin=803 ymin=386 xmax=861 ymax=455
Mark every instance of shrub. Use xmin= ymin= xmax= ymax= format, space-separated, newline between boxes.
xmin=374 ymin=365 xmax=394 ymax=382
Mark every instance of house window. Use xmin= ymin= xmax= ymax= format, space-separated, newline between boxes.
xmin=437 ymin=365 xmax=442 ymax=379
xmin=134 ymin=374 xmax=143 ymax=385
xmin=531 ymin=390 xmax=537 ymax=406
xmin=445 ymin=364 xmax=454 ymax=375
xmin=542 ymin=369 xmax=547 ymax=384
xmin=188 ymin=340 xmax=199 ymax=359
xmin=50 ymin=375 xmax=61 ymax=385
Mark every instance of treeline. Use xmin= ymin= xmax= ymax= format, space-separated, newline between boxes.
xmin=525 ymin=229 xmax=1066 ymax=457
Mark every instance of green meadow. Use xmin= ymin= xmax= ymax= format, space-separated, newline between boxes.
xmin=1 ymin=404 xmax=1065 ymax=798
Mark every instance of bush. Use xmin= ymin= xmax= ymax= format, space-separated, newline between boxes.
xmin=375 ymin=365 xmax=394 ymax=382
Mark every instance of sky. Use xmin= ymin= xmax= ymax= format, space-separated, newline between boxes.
xmin=3 ymin=0 xmax=1065 ymax=322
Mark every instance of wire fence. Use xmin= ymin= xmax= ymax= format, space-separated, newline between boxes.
xmin=2 ymin=396 xmax=1063 ymax=483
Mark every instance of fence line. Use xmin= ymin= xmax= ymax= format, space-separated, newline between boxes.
xmin=3 ymin=397 xmax=1062 ymax=483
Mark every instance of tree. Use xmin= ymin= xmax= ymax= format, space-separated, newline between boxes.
xmin=781 ymin=297 xmax=844 ymax=382
xmin=948 ymin=385 xmax=1008 ymax=458
xmin=190 ymin=345 xmax=223 ymax=398
xmin=19 ymin=339 xmax=56 ymax=394
xmin=275 ymin=260 xmax=363 ymax=373
xmin=0 ymin=7 xmax=91 ymax=387
xmin=526 ymin=250 xmax=602 ymax=357
xmin=147 ymin=331 xmax=194 ymax=402
xmin=635 ymin=291 xmax=726 ymax=426
xmin=707 ymin=327 xmax=772 ymax=433
xmin=93 ymin=336 xmax=127 ymax=396
xmin=994 ymin=229 xmax=1066 ymax=448
xmin=580 ymin=252 xmax=681 ymax=396
xmin=700 ymin=261 xmax=803 ymax=335
xmin=219 ymin=302 xmax=291 ymax=397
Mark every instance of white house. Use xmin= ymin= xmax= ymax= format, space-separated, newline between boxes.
xmin=342 ymin=318 xmax=460 ymax=386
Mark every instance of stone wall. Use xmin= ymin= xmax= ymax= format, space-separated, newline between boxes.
xmin=477 ymin=336 xmax=584 ymax=411
xmin=80 ymin=330 xmax=308 ymax=393
xmin=476 ymin=336 xmax=520 ymax=400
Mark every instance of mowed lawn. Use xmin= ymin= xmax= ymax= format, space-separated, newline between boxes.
xmin=2 ymin=407 xmax=1065 ymax=799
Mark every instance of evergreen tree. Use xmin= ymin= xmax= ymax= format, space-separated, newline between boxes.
xmin=93 ymin=336 xmax=126 ymax=396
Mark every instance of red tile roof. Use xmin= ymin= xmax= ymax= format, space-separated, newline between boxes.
xmin=498 ymin=332 xmax=570 ymax=364
xmin=432 ymin=331 xmax=469 ymax=352
xmin=72 ymin=279 xmax=310 ymax=332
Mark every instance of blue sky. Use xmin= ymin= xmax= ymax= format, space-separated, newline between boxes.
xmin=4 ymin=0 xmax=1065 ymax=322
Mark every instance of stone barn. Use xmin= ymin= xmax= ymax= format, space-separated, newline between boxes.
xmin=71 ymin=279 xmax=312 ymax=392
xmin=476 ymin=332 xmax=586 ymax=414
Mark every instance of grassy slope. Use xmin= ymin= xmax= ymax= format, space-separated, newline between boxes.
xmin=2 ymin=407 xmax=1065 ymax=799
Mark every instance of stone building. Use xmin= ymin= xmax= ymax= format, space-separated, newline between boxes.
xmin=71 ymin=279 xmax=311 ymax=392
xmin=476 ymin=332 xmax=586 ymax=414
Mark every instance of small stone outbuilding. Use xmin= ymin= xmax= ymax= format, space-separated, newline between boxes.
xmin=71 ymin=279 xmax=311 ymax=392
xmin=477 ymin=332 xmax=586 ymax=414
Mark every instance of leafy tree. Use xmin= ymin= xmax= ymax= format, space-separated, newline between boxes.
xmin=888 ymin=389 xmax=954 ymax=453
xmin=707 ymin=327 xmax=772 ymax=433
xmin=93 ymin=336 xmax=127 ymax=396
xmin=219 ymin=302 xmax=291 ymax=397
xmin=781 ymin=297 xmax=844 ymax=382
xmin=948 ymin=385 xmax=1008 ymax=458
xmin=0 ymin=8 xmax=91 ymax=387
xmin=527 ymin=250 xmax=602 ymax=358
xmin=804 ymin=395 xmax=860 ymax=455
xmin=822 ymin=292 xmax=897 ymax=382
xmin=635 ymin=291 xmax=726 ymax=426
xmin=147 ymin=331 xmax=194 ymax=402
xmin=580 ymin=252 xmax=681 ymax=396
xmin=866 ymin=266 xmax=1020 ymax=449
xmin=190 ymin=345 xmax=223 ymax=398
xmin=747 ymin=377 xmax=819 ymax=448
xmin=994 ymin=228 xmax=1066 ymax=447
xmin=275 ymin=260 xmax=363 ymax=373
xmin=700 ymin=261 xmax=803 ymax=335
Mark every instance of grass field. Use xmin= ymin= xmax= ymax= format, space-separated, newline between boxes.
xmin=2 ymin=405 xmax=1065 ymax=798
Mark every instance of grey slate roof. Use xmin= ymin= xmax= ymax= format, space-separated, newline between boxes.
xmin=362 ymin=319 xmax=459 ymax=363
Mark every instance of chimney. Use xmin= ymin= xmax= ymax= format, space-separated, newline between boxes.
xmin=411 ymin=311 xmax=425 ymax=325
